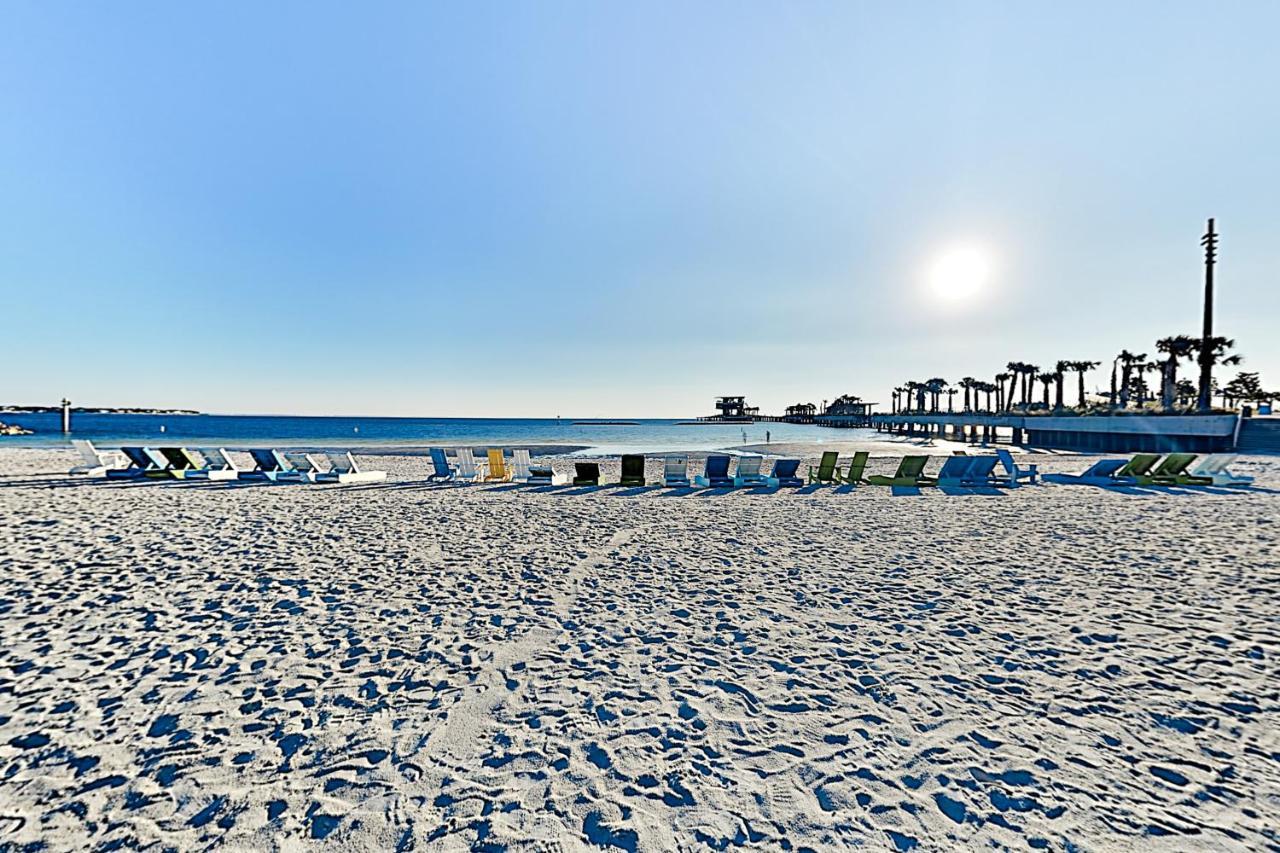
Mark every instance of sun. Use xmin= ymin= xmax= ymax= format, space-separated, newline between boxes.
xmin=928 ymin=245 xmax=991 ymax=303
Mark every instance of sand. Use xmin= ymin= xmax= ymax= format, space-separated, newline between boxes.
xmin=1 ymin=447 xmax=1277 ymax=851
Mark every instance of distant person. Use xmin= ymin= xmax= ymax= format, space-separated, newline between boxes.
xmin=766 ymin=430 xmax=771 ymax=444
xmin=742 ymin=429 xmax=747 ymax=443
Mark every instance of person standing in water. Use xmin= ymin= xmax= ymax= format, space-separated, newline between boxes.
xmin=766 ymin=430 xmax=771 ymax=444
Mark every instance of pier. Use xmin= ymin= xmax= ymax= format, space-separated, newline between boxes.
xmin=872 ymin=413 xmax=1241 ymax=453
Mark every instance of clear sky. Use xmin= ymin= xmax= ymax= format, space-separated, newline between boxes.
xmin=2 ymin=2 xmax=1276 ymax=417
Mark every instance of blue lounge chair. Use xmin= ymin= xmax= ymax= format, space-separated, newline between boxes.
xmin=107 ymin=446 xmax=168 ymax=479
xmin=935 ymin=456 xmax=976 ymax=486
xmin=994 ymin=449 xmax=1038 ymax=485
xmin=1044 ymin=458 xmax=1131 ymax=486
xmin=694 ymin=454 xmax=734 ymax=488
xmin=241 ymin=449 xmax=311 ymax=482
xmin=427 ymin=448 xmax=456 ymax=482
xmin=963 ymin=456 xmax=1000 ymax=485
xmin=768 ymin=459 xmax=803 ymax=487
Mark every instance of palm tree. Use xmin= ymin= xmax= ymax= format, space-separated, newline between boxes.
xmin=1054 ymin=361 xmax=1071 ymax=411
xmin=959 ymin=377 xmax=977 ymax=412
xmin=1192 ymin=337 xmax=1243 ymax=411
xmin=1156 ymin=335 xmax=1199 ymax=410
xmin=1038 ymin=371 xmax=1057 ymax=408
xmin=925 ymin=378 xmax=948 ymax=413
xmin=1004 ymin=363 xmax=1023 ymax=410
xmin=1116 ymin=350 xmax=1146 ymax=409
xmin=1067 ymin=360 xmax=1100 ymax=409
xmin=1134 ymin=360 xmax=1159 ymax=406
xmin=981 ymin=381 xmax=997 ymax=412
xmin=946 ymin=387 xmax=958 ymax=412
xmin=994 ymin=372 xmax=1011 ymax=411
xmin=1022 ymin=364 xmax=1040 ymax=406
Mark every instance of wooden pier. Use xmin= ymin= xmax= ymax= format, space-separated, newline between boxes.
xmin=872 ymin=413 xmax=1240 ymax=453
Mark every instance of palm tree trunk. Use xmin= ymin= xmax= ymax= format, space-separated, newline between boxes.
xmin=1078 ymin=370 xmax=1086 ymax=408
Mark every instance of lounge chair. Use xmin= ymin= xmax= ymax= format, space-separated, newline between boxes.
xmin=807 ymin=451 xmax=839 ymax=485
xmin=663 ymin=454 xmax=691 ymax=487
xmin=1044 ymin=458 xmax=1132 ymax=486
xmin=964 ymin=456 xmax=1000 ymax=485
xmin=428 ymin=448 xmax=456 ymax=482
xmin=241 ymin=449 xmax=310 ymax=482
xmin=733 ymin=455 xmax=769 ymax=487
xmin=69 ymin=439 xmax=124 ymax=476
xmin=1135 ymin=453 xmax=1197 ymax=485
xmin=1177 ymin=454 xmax=1252 ymax=487
xmin=767 ymin=458 xmax=803 ymax=488
xmin=318 ymin=451 xmax=386 ymax=484
xmin=836 ymin=451 xmax=869 ymax=485
xmin=572 ymin=462 xmax=601 ymax=486
xmin=511 ymin=449 xmax=534 ymax=482
xmin=866 ymin=455 xmax=932 ymax=486
xmin=1115 ymin=453 xmax=1161 ymax=479
xmin=155 ymin=447 xmax=204 ymax=479
xmin=934 ymin=456 xmax=976 ymax=486
xmin=994 ymin=449 xmax=1038 ymax=485
xmin=485 ymin=449 xmax=511 ymax=482
xmin=454 ymin=448 xmax=484 ymax=483
xmin=619 ymin=454 xmax=647 ymax=487
xmin=106 ymin=447 xmax=168 ymax=479
xmin=694 ymin=454 xmax=734 ymax=488
xmin=187 ymin=448 xmax=241 ymax=481
xmin=526 ymin=462 xmax=562 ymax=485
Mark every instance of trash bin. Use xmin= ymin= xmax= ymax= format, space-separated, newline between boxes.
xmin=1242 ymin=405 xmax=1253 ymax=418
xmin=1260 ymin=403 xmax=1273 ymax=416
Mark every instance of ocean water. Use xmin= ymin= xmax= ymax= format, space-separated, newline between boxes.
xmin=0 ymin=412 xmax=874 ymax=455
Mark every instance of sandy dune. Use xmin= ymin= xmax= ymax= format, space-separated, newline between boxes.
xmin=0 ymin=448 xmax=1277 ymax=851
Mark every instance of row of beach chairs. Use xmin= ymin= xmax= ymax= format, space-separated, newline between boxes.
xmin=69 ymin=441 xmax=386 ymax=484
xmin=1044 ymin=452 xmax=1252 ymax=487
xmin=423 ymin=447 xmax=1040 ymax=488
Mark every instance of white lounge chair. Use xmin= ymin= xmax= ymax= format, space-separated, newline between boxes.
xmin=69 ymin=440 xmax=124 ymax=476
xmin=511 ymin=449 xmax=533 ymax=482
xmin=663 ymin=454 xmax=691 ymax=487
xmin=190 ymin=448 xmax=241 ymax=481
xmin=1181 ymin=454 xmax=1253 ymax=487
xmin=284 ymin=451 xmax=326 ymax=482
xmin=733 ymin=455 xmax=769 ymax=487
xmin=454 ymin=448 xmax=484 ymax=483
xmin=318 ymin=451 xmax=387 ymax=484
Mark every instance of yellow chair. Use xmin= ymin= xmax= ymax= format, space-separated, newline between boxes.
xmin=485 ymin=448 xmax=510 ymax=481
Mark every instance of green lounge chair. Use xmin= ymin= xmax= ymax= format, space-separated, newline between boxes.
xmin=867 ymin=455 xmax=933 ymax=486
xmin=807 ymin=451 xmax=839 ymax=484
xmin=619 ymin=454 xmax=646 ymax=487
xmin=1135 ymin=453 xmax=1197 ymax=485
xmin=835 ymin=451 xmax=869 ymax=485
xmin=1114 ymin=454 xmax=1160 ymax=479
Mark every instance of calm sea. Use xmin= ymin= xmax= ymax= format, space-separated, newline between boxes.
xmin=1 ymin=412 xmax=871 ymax=455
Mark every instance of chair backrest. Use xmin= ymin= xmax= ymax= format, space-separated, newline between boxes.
xmin=621 ymin=454 xmax=645 ymax=478
xmin=487 ymin=448 xmax=508 ymax=477
xmin=512 ymin=449 xmax=532 ymax=478
xmin=430 ymin=447 xmax=451 ymax=475
xmin=818 ymin=451 xmax=838 ymax=477
xmin=325 ymin=451 xmax=358 ymax=474
xmin=197 ymin=448 xmax=237 ymax=471
xmin=1081 ymin=458 xmax=1127 ymax=478
xmin=772 ymin=458 xmax=800 ymax=478
xmin=250 ymin=448 xmax=288 ymax=472
xmin=967 ymin=456 xmax=998 ymax=479
xmin=123 ymin=446 xmax=163 ymax=470
xmin=936 ymin=456 xmax=975 ymax=479
xmin=285 ymin=451 xmax=324 ymax=473
xmin=705 ymin=455 xmax=731 ymax=478
xmin=1190 ymin=453 xmax=1235 ymax=476
xmin=1117 ymin=453 xmax=1160 ymax=477
xmin=664 ymin=454 xmax=688 ymax=476
xmin=575 ymin=462 xmax=600 ymax=480
xmin=456 ymin=448 xmax=478 ymax=476
xmin=1154 ymin=453 xmax=1196 ymax=476
xmin=72 ymin=439 xmax=106 ymax=466
xmin=898 ymin=456 xmax=928 ymax=478
xmin=994 ymin=448 xmax=1021 ymax=472
xmin=847 ymin=451 xmax=869 ymax=479
xmin=160 ymin=447 xmax=202 ymax=470
xmin=736 ymin=455 xmax=762 ymax=477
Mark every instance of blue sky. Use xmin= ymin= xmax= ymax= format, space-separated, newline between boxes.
xmin=2 ymin=2 xmax=1276 ymax=417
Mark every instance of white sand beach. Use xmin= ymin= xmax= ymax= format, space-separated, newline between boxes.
xmin=1 ymin=447 xmax=1277 ymax=851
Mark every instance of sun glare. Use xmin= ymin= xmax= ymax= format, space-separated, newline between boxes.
xmin=928 ymin=245 xmax=991 ymax=304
